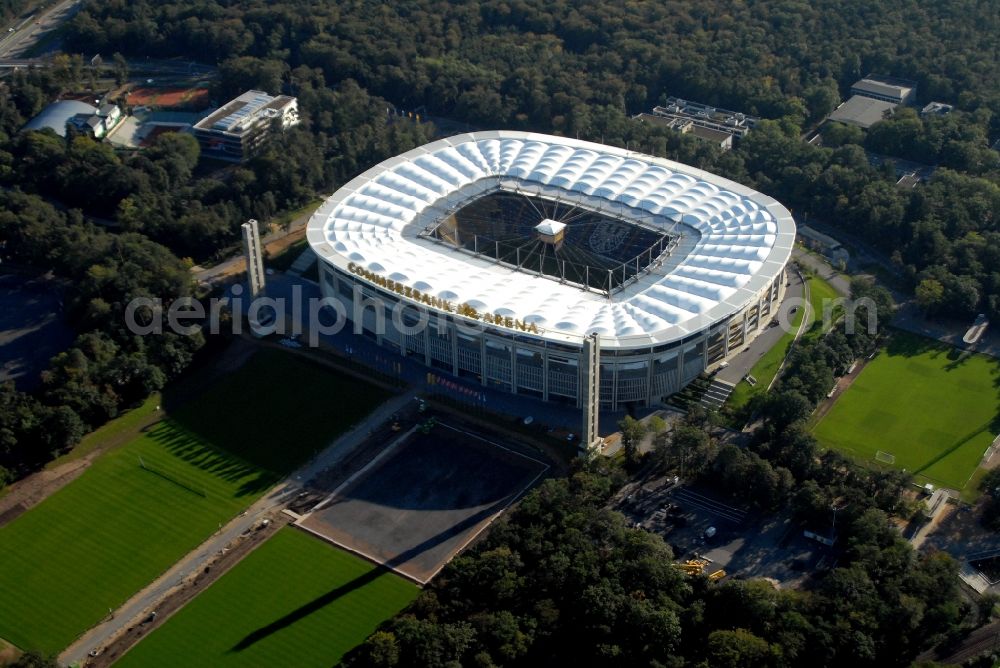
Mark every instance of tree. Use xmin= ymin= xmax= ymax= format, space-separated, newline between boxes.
xmin=915 ymin=278 xmax=946 ymax=314
xmin=707 ymin=629 xmax=776 ymax=668
xmin=760 ymin=390 xmax=812 ymax=431
xmin=617 ymin=415 xmax=646 ymax=465
xmin=647 ymin=415 xmax=667 ymax=434
xmin=361 ymin=631 xmax=400 ymax=667
xmin=9 ymin=651 xmax=60 ymax=668
xmin=112 ymin=52 xmax=129 ymax=85
xmin=653 ymin=424 xmax=712 ymax=476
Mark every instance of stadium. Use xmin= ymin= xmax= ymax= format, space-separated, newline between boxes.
xmin=307 ymin=131 xmax=795 ymax=409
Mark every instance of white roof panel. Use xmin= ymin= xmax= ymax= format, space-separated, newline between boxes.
xmin=308 ymin=131 xmax=795 ymax=349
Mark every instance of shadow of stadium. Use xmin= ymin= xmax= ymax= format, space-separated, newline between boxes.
xmin=144 ymin=421 xmax=277 ymax=497
xmin=330 ymin=430 xmax=544 ymax=511
xmin=229 ymin=499 xmax=509 ymax=652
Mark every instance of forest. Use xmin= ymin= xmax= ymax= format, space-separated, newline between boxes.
xmin=0 ymin=0 xmax=997 ymax=530
xmin=338 ymin=276 xmax=990 ymax=668
xmin=0 ymin=0 xmax=998 ymax=664
xmin=55 ymin=0 xmax=1000 ymax=320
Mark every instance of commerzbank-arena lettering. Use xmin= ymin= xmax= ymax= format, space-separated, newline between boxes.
xmin=347 ymin=261 xmax=542 ymax=334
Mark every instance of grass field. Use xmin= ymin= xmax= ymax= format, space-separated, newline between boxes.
xmin=812 ymin=331 xmax=1000 ymax=490
xmin=726 ymin=274 xmax=837 ymax=410
xmin=116 ymin=528 xmax=418 ymax=668
xmin=802 ymin=274 xmax=841 ymax=342
xmin=0 ymin=350 xmax=389 ymax=654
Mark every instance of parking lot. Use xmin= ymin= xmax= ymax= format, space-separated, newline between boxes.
xmin=616 ymin=476 xmax=832 ymax=586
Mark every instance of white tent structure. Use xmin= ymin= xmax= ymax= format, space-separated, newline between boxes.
xmin=308 ymin=131 xmax=795 ymax=408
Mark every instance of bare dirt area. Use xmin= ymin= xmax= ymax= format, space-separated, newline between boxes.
xmin=0 ymin=637 xmax=22 ymax=665
xmin=83 ymin=513 xmax=287 ymax=667
xmin=0 ymin=457 xmax=96 ymax=528
xmin=192 ymin=224 xmax=307 ymax=286
xmin=126 ymin=86 xmax=209 ymax=109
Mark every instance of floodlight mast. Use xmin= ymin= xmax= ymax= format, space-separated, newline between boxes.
xmin=241 ymin=218 xmax=266 ymax=299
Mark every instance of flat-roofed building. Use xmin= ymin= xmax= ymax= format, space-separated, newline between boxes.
xmin=798 ymin=225 xmax=849 ymax=264
xmin=688 ymin=125 xmax=733 ymax=150
xmin=192 ymin=90 xmax=299 ymax=163
xmin=634 ymin=113 xmax=733 ymax=150
xmin=652 ymin=97 xmax=758 ymax=138
xmin=828 ymin=95 xmax=897 ymax=129
xmin=851 ymin=76 xmax=916 ymax=105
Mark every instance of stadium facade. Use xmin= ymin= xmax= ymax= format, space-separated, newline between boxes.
xmin=307 ymin=131 xmax=795 ymax=409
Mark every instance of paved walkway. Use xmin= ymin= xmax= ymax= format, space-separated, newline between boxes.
xmin=59 ymin=484 xmax=294 ymax=665
xmin=715 ymin=266 xmax=805 ymax=387
xmin=59 ymin=390 xmax=413 ymax=667
xmin=792 ymin=247 xmax=851 ymax=297
xmin=893 ymin=302 xmax=1000 ymax=359
xmin=767 ymin=265 xmax=811 ymax=392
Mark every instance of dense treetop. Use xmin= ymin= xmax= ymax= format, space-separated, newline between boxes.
xmin=59 ymin=0 xmax=1000 ymax=321
xmin=66 ymin=0 xmax=1000 ymax=120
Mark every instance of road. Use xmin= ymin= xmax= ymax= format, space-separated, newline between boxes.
xmin=192 ymin=211 xmax=314 ymax=286
xmin=792 ymin=247 xmax=851 ymax=297
xmin=714 ymin=265 xmax=805 ymax=387
xmin=0 ymin=0 xmax=82 ymax=59
xmin=59 ymin=388 xmax=416 ymax=667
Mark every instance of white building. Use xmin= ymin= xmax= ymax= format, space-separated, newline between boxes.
xmin=851 ymin=76 xmax=916 ymax=105
xmin=308 ymin=132 xmax=795 ymax=409
xmin=66 ymin=102 xmax=122 ymax=139
xmin=192 ymin=90 xmax=299 ymax=163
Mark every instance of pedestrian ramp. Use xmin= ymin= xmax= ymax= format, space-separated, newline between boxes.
xmin=699 ymin=378 xmax=736 ymax=410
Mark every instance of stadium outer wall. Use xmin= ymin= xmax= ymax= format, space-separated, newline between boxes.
xmin=316 ymin=261 xmax=785 ymax=410
xmin=308 ymin=132 xmax=793 ymax=411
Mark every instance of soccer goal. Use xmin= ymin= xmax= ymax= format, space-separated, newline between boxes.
xmin=875 ymin=450 xmax=896 ymax=465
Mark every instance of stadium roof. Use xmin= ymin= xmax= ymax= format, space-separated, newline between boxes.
xmin=22 ymin=100 xmax=98 ymax=137
xmin=307 ymin=131 xmax=795 ymax=348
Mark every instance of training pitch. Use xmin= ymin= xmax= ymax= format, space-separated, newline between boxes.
xmin=299 ymin=422 xmax=549 ymax=583
xmin=116 ymin=527 xmax=417 ymax=668
xmin=812 ymin=331 xmax=1000 ymax=490
xmin=0 ymin=350 xmax=388 ymax=654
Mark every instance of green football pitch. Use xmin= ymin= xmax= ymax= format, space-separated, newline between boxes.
xmin=0 ymin=350 xmax=388 ymax=654
xmin=117 ymin=528 xmax=418 ymax=668
xmin=812 ymin=331 xmax=1000 ymax=490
